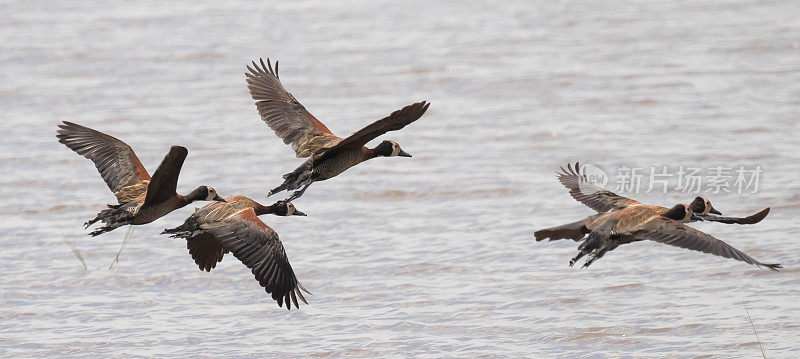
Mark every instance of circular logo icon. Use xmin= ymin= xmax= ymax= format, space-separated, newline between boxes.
xmin=577 ymin=163 xmax=608 ymax=195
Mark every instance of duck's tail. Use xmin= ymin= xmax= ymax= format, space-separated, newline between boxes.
xmin=268 ymin=161 xmax=312 ymax=196
xmin=85 ymin=204 xmax=134 ymax=236
xmin=162 ymin=214 xmax=200 ymax=239
xmin=534 ymin=220 xmax=588 ymax=242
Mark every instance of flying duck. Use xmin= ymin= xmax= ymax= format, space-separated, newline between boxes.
xmin=534 ymin=163 xmax=780 ymax=270
xmin=163 ymin=196 xmax=308 ymax=309
xmin=57 ymin=121 xmax=225 ymax=236
xmin=554 ymin=162 xmax=770 ymax=224
xmin=245 ymin=58 xmax=430 ymax=201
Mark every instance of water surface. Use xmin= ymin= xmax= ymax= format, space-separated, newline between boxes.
xmin=1 ymin=0 xmax=799 ymax=357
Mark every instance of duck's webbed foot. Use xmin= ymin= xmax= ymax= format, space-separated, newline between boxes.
xmin=84 ymin=217 xmax=100 ymax=229
xmin=267 ymin=185 xmax=283 ymax=197
xmin=582 ymin=253 xmax=600 ymax=268
xmin=580 ymin=245 xmax=617 ymax=268
xmin=84 ymin=208 xmax=111 ymax=228
xmin=569 ymin=251 xmax=586 ymax=267
xmin=89 ymin=224 xmax=120 ymax=236
xmin=285 ymin=183 xmax=311 ymax=202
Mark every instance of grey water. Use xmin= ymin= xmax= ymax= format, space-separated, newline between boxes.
xmin=1 ymin=0 xmax=799 ymax=357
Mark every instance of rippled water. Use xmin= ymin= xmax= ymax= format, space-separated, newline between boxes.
xmin=2 ymin=0 xmax=799 ymax=357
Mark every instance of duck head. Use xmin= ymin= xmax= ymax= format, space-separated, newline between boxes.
xmin=373 ymin=140 xmax=412 ymax=157
xmin=689 ymin=196 xmax=721 ymax=215
xmin=269 ymin=200 xmax=306 ymax=216
xmin=664 ymin=204 xmax=702 ymax=221
xmin=186 ymin=186 xmax=226 ymax=203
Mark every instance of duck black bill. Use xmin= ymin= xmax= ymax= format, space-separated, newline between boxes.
xmin=398 ymin=150 xmax=412 ymax=157
xmin=709 ymin=206 xmax=722 ymax=215
xmin=213 ymin=195 xmax=227 ymax=202
xmin=691 ymin=214 xmax=704 ymax=221
xmin=292 ymin=210 xmax=307 ymax=216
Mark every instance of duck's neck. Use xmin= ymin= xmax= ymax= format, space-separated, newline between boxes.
xmin=254 ymin=202 xmax=276 ymax=216
xmin=363 ymin=147 xmax=380 ymax=161
xmin=176 ymin=194 xmax=191 ymax=207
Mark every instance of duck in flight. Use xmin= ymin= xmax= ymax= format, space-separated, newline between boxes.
xmin=57 ymin=121 xmax=225 ymax=236
xmin=534 ymin=162 xmax=780 ymax=270
xmin=245 ymin=58 xmax=430 ymax=201
xmin=552 ymin=162 xmax=770 ymax=224
xmin=163 ymin=197 xmax=308 ymax=310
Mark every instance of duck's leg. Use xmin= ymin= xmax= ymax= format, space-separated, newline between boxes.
xmin=271 ymin=160 xmax=313 ymax=198
xmin=267 ymin=185 xmax=283 ymax=197
xmin=84 ymin=216 xmax=101 ymax=229
xmin=581 ymin=242 xmax=619 ymax=268
xmin=582 ymin=252 xmax=600 ymax=268
xmin=286 ymin=183 xmax=312 ymax=202
xmin=570 ymin=240 xmax=594 ymax=267
xmin=84 ymin=203 xmax=131 ymax=235
xmin=84 ymin=204 xmax=117 ymax=228
xmin=569 ymin=251 xmax=586 ymax=267
xmin=89 ymin=222 xmax=125 ymax=236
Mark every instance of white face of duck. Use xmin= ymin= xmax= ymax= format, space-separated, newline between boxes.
xmin=682 ymin=205 xmax=694 ymax=221
xmin=187 ymin=186 xmax=225 ymax=203
xmin=205 ymin=187 xmax=218 ymax=201
xmin=702 ymin=198 xmax=723 ymax=215
xmin=279 ymin=201 xmax=305 ymax=216
xmin=375 ymin=140 xmax=411 ymax=157
xmin=691 ymin=196 xmax=721 ymax=215
xmin=390 ymin=141 xmax=401 ymax=157
xmin=664 ymin=204 xmax=697 ymax=222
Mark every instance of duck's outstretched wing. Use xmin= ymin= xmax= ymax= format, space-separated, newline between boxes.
xmin=698 ymin=207 xmax=770 ymax=225
xmin=143 ymin=146 xmax=188 ymax=206
xmin=315 ymin=101 xmax=429 ymax=163
xmin=207 ymin=208 xmax=310 ymax=309
xmin=246 ymin=58 xmax=341 ymax=158
xmin=57 ymin=121 xmax=151 ymax=203
xmin=164 ymin=199 xmax=238 ymax=272
xmin=635 ymin=219 xmax=781 ymax=271
xmin=186 ymin=232 xmax=228 ymax=272
xmin=557 ymin=162 xmax=639 ymax=213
